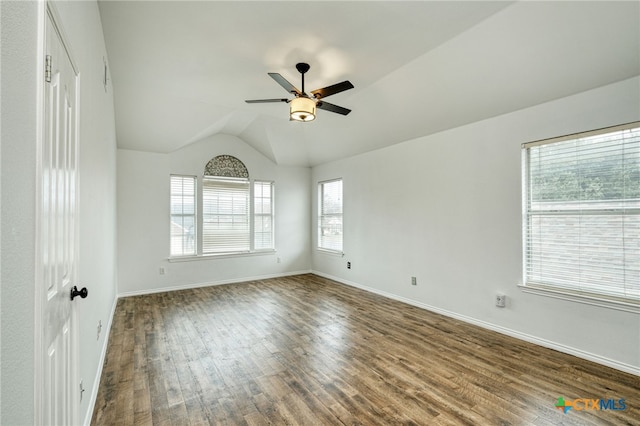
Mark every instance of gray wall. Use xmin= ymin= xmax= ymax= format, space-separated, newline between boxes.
xmin=312 ymin=77 xmax=640 ymax=373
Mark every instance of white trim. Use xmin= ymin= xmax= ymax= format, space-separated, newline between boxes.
xmin=34 ymin=2 xmax=47 ymax=423
xmin=312 ymin=271 xmax=640 ymax=377
xmin=117 ymin=270 xmax=312 ymax=298
xmin=82 ymin=297 xmax=118 ymax=426
xmin=316 ymin=248 xmax=344 ymax=257
xmin=72 ymin=43 xmax=83 ymax=426
xmin=317 ymin=178 xmax=343 ymax=253
xmin=168 ymin=249 xmax=276 ymax=263
xmin=169 ymin=174 xmax=197 ymax=257
xmin=45 ymin=1 xmax=79 ymax=75
xmin=253 ymin=180 xmax=275 ymax=251
xmin=318 ymin=177 xmax=343 ymax=186
xmin=519 ymin=284 xmax=640 ymax=314
xmin=522 ymin=121 xmax=640 ymax=148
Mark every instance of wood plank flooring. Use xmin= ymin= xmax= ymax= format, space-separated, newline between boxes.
xmin=91 ymin=274 xmax=639 ymax=425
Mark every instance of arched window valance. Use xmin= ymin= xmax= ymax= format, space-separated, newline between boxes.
xmin=204 ymin=155 xmax=249 ymax=179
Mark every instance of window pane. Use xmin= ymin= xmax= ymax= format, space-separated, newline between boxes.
xmin=203 ymin=177 xmax=250 ymax=253
xmin=524 ymin=124 xmax=640 ymax=301
xmin=170 ymin=175 xmax=196 ymax=256
xmin=254 ymin=181 xmax=274 ymax=250
xmin=319 ymin=179 xmax=343 ymax=251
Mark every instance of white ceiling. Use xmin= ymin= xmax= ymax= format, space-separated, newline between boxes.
xmin=98 ymin=1 xmax=640 ymax=167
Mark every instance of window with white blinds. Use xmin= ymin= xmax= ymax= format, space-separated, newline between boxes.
xmin=170 ymin=175 xmax=196 ymax=256
xmin=169 ymin=156 xmax=276 ymax=258
xmin=202 ymin=177 xmax=250 ymax=254
xmin=254 ymin=181 xmax=274 ymax=250
xmin=318 ymin=179 xmax=343 ymax=252
xmin=522 ymin=123 xmax=640 ymax=303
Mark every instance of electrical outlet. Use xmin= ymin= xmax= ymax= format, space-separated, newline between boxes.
xmin=159 ymin=267 xmax=165 ymax=275
xmin=347 ymin=261 xmax=351 ymax=269
xmin=496 ymin=294 xmax=506 ymax=307
xmin=277 ymin=257 xmax=281 ymax=263
xmin=80 ymin=379 xmax=85 ymax=402
xmin=411 ymin=276 xmax=417 ymax=286
xmin=97 ymin=320 xmax=102 ymax=340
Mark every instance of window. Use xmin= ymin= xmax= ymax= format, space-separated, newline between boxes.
xmin=318 ymin=179 xmax=343 ymax=252
xmin=170 ymin=175 xmax=196 ymax=256
xmin=203 ymin=177 xmax=250 ymax=254
xmin=254 ymin=181 xmax=274 ymax=250
xmin=522 ymin=123 xmax=639 ymax=304
xmin=170 ymin=155 xmax=274 ymax=257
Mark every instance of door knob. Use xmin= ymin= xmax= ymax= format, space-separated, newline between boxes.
xmin=70 ymin=286 xmax=88 ymax=301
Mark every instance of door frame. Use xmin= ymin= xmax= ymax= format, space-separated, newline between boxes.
xmin=34 ymin=2 xmax=81 ymax=424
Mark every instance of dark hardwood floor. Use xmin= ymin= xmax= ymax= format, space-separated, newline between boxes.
xmin=91 ymin=274 xmax=639 ymax=425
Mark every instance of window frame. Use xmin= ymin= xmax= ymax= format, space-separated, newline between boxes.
xmin=169 ymin=174 xmax=197 ymax=257
xmin=520 ymin=122 xmax=640 ymax=313
xmin=253 ymin=180 xmax=275 ymax=251
xmin=318 ymin=178 xmax=344 ymax=254
xmin=169 ymin=174 xmax=275 ymax=260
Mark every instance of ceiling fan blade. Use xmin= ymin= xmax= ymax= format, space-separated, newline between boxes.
xmin=311 ymin=80 xmax=354 ymax=99
xmin=268 ymin=73 xmax=302 ymax=95
xmin=316 ymin=101 xmax=351 ymax=116
xmin=245 ymin=98 xmax=289 ymax=103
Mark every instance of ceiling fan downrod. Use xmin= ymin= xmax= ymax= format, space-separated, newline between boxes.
xmin=296 ymin=62 xmax=310 ymax=96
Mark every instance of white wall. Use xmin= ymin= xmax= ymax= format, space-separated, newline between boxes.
xmin=312 ymin=77 xmax=640 ymax=374
xmin=117 ymin=134 xmax=311 ymax=295
xmin=0 ymin=1 xmax=118 ymax=424
xmin=1 ymin=2 xmax=40 ymax=423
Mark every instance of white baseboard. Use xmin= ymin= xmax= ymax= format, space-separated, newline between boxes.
xmin=312 ymin=270 xmax=640 ymax=377
xmin=83 ymin=295 xmax=118 ymax=426
xmin=117 ymin=270 xmax=313 ymax=298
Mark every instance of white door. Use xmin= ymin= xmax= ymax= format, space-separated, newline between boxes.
xmin=40 ymin=7 xmax=80 ymax=425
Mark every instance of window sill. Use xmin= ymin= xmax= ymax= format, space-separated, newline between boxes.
xmin=168 ymin=249 xmax=276 ymax=263
xmin=518 ymin=284 xmax=640 ymax=314
xmin=316 ymin=248 xmax=344 ymax=257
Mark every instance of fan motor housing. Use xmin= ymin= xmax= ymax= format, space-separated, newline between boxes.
xmin=295 ymin=62 xmax=310 ymax=74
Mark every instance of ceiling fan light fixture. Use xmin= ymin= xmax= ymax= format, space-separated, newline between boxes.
xmin=290 ymin=96 xmax=316 ymax=122
xmin=246 ymin=63 xmax=352 ymax=121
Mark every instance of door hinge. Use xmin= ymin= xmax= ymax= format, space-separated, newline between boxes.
xmin=45 ymin=55 xmax=52 ymax=83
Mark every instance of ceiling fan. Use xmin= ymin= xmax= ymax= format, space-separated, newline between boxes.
xmin=245 ymin=63 xmax=354 ymax=122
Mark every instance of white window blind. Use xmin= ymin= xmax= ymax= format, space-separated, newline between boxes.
xmin=523 ymin=123 xmax=640 ymax=302
xmin=170 ymin=175 xmax=196 ymax=256
xmin=318 ymin=179 xmax=343 ymax=252
xmin=254 ymin=181 xmax=274 ymax=250
xmin=202 ymin=177 xmax=250 ymax=254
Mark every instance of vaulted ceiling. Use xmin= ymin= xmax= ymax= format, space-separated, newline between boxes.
xmin=98 ymin=1 xmax=640 ymax=167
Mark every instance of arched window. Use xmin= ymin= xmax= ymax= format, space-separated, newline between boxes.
xmin=170 ymin=155 xmax=274 ymax=257
xmin=204 ymin=155 xmax=249 ymax=179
